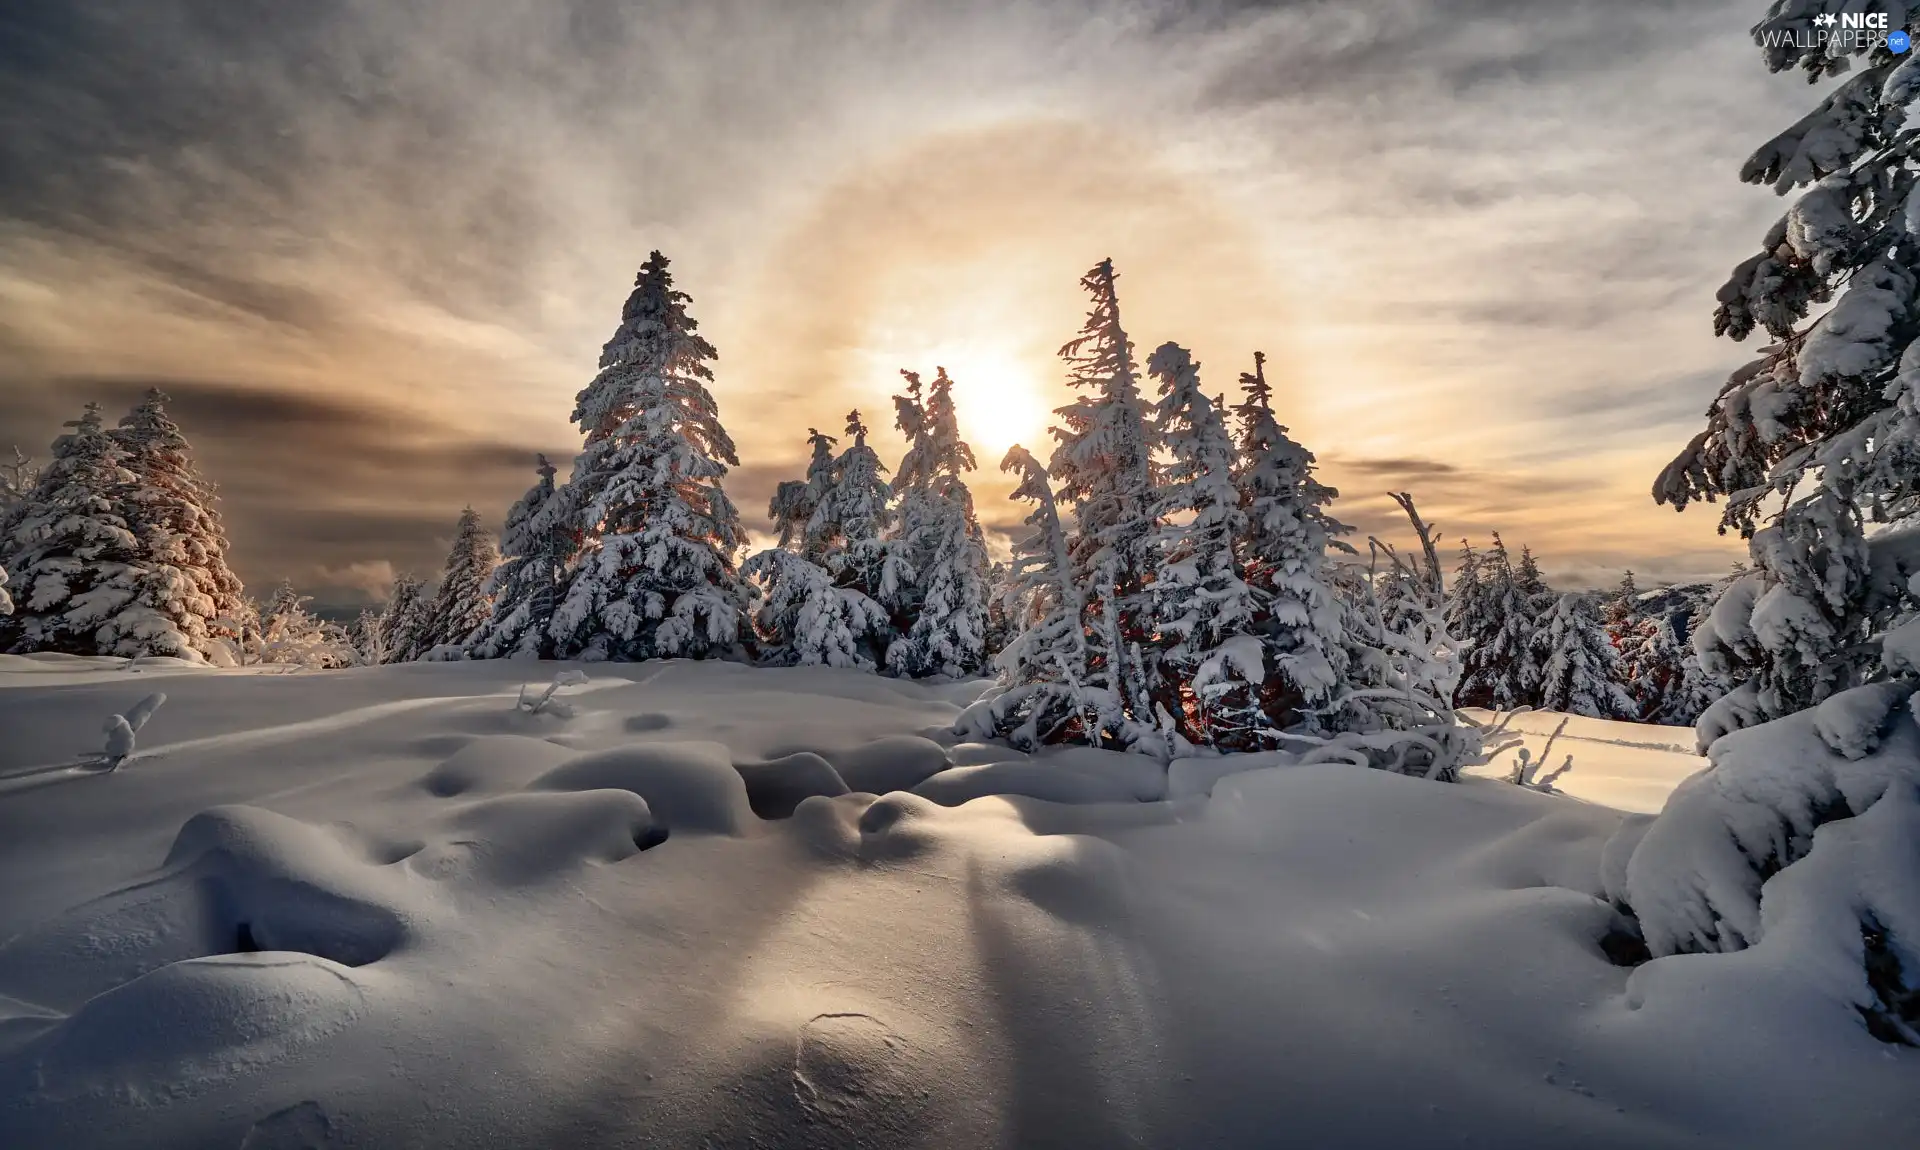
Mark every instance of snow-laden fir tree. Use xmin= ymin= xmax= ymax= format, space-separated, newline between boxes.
xmin=1605 ymin=569 xmax=1642 ymax=630
xmin=377 ymin=572 xmax=433 ymax=664
xmin=0 ymin=561 xmax=12 ymax=617
xmin=977 ymin=445 xmax=1125 ymax=748
xmin=1230 ymin=350 xmax=1349 ymax=731
xmin=418 ymin=507 xmax=500 ymax=660
xmin=1653 ymin=7 xmax=1920 ymax=732
xmin=112 ymin=389 xmax=246 ymax=652
xmin=1453 ymin=535 xmax=1542 ymax=711
xmin=1049 ymin=259 xmax=1159 ymax=729
xmin=1531 ymin=591 xmax=1636 ymax=719
xmin=808 ymin=409 xmax=904 ymax=617
xmin=1622 ymin=610 xmax=1691 ymax=724
xmin=549 ymin=250 xmax=751 ymax=661
xmin=0 ymin=405 xmax=154 ymax=656
xmin=1147 ymin=343 xmax=1265 ymax=747
xmin=742 ymin=547 xmax=890 ymax=669
xmin=468 ymin=455 xmax=571 ymax=660
xmin=351 ymin=606 xmax=387 ymax=665
xmin=769 ymin=428 xmax=837 ymax=562
xmin=885 ymin=369 xmax=991 ymax=678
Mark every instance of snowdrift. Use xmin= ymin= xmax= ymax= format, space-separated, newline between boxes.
xmin=0 ymin=660 xmax=1909 ymax=1148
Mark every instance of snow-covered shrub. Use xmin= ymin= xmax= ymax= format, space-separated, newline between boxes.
xmin=517 ymin=670 xmax=589 ymax=718
xmin=90 ymin=692 xmax=167 ymax=771
xmin=254 ymin=583 xmax=357 ymax=670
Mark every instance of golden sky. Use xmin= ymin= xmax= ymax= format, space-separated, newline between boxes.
xmin=0 ymin=0 xmax=1811 ymax=605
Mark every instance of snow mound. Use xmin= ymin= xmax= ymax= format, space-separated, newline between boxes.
xmin=817 ymin=735 xmax=952 ymax=795
xmin=1616 ymin=682 xmax=1920 ymax=955
xmin=3 ymin=954 xmax=365 ymax=1106
xmin=732 ymin=751 xmax=850 ymax=819
xmin=441 ymin=790 xmax=659 ymax=884
xmin=418 ymin=735 xmax=578 ymax=797
xmin=913 ymin=761 xmax=1139 ymax=807
xmin=1032 ymin=745 xmax=1170 ymax=801
xmin=530 ymin=741 xmax=752 ymax=835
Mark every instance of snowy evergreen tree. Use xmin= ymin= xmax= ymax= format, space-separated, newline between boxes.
xmin=0 ymin=561 xmax=12 ymax=617
xmin=469 ymin=455 xmax=571 ymax=660
xmin=769 ymin=428 xmax=837 ymax=562
xmin=377 ymin=573 xmax=433 ymax=664
xmin=111 ymin=389 xmax=247 ymax=655
xmin=1532 ymin=592 xmax=1636 ymax=719
xmin=1049 ymin=258 xmax=1159 ymax=727
xmin=1623 ymin=611 xmax=1691 ymax=725
xmin=983 ymin=445 xmax=1125 ymax=749
xmin=0 ymin=405 xmax=154 ymax=657
xmin=1230 ymin=350 xmax=1349 ymax=732
xmin=1605 ymin=569 xmax=1642 ymax=630
xmin=1146 ymin=343 xmax=1266 ymax=747
xmin=1454 ymin=536 xmax=1528 ymax=710
xmin=885 ymin=369 xmax=991 ymax=679
xmin=808 ymin=409 xmax=903 ymax=613
xmin=742 ymin=547 xmax=889 ymax=670
xmin=549 ymin=250 xmax=751 ymax=662
xmin=418 ymin=507 xmax=500 ymax=660
xmin=1653 ymin=10 xmax=1920 ymax=732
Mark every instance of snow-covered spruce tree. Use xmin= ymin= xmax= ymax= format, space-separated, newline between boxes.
xmin=808 ymin=409 xmax=905 ymax=616
xmin=549 ymin=250 xmax=751 ymax=662
xmin=1230 ymin=350 xmax=1349 ymax=733
xmin=256 ymin=582 xmax=355 ymax=669
xmin=742 ymin=547 xmax=890 ymax=669
xmin=377 ymin=572 xmax=433 ymax=664
xmin=1654 ymin=8 xmax=1920 ymax=732
xmin=972 ymin=445 xmax=1125 ymax=749
xmin=1532 ymin=591 xmax=1637 ymax=719
xmin=1625 ymin=610 xmax=1693 ymax=724
xmin=1146 ymin=343 xmax=1265 ymax=747
xmin=1614 ymin=14 xmax=1920 ymax=1017
xmin=1455 ymin=535 xmax=1542 ymax=711
xmin=417 ymin=508 xmax=499 ymax=660
xmin=0 ymin=405 xmax=154 ymax=656
xmin=885 ymin=369 xmax=991 ymax=678
xmin=468 ymin=455 xmax=571 ymax=660
xmin=769 ymin=427 xmax=837 ymax=561
xmin=112 ymin=389 xmax=247 ymax=654
xmin=1445 ymin=541 xmax=1500 ymax=708
xmin=0 ymin=561 xmax=12 ymax=617
xmin=1049 ymin=259 xmax=1160 ymax=734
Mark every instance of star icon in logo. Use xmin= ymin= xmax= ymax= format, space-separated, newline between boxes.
xmin=1814 ymin=11 xmax=1838 ymax=26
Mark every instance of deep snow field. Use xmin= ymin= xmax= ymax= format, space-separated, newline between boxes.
xmin=0 ymin=657 xmax=1910 ymax=1148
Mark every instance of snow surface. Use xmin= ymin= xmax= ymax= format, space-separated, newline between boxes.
xmin=0 ymin=661 xmax=1909 ymax=1148
xmin=1461 ymin=708 xmax=1707 ymax=815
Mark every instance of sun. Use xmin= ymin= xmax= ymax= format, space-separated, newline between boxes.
xmin=859 ymin=336 xmax=1053 ymax=460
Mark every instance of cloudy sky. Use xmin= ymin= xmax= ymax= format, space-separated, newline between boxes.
xmin=0 ymin=0 xmax=1817 ymax=606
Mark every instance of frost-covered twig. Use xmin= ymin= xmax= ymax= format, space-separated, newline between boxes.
xmin=518 ymin=670 xmax=589 ymax=717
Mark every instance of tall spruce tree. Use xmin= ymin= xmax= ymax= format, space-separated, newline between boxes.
xmin=1652 ymin=10 xmax=1920 ymax=731
xmin=1049 ymin=258 xmax=1159 ymax=727
xmin=886 ymin=369 xmax=991 ymax=678
xmin=1148 ymin=343 xmax=1266 ymax=747
xmin=807 ymin=410 xmax=902 ymax=616
xmin=111 ymin=389 xmax=246 ymax=655
xmin=419 ymin=508 xmax=500 ymax=659
xmin=0 ymin=405 xmax=152 ymax=656
xmin=378 ymin=572 xmax=432 ymax=664
xmin=987 ymin=445 xmax=1124 ymax=748
xmin=1230 ymin=350 xmax=1349 ymax=731
xmin=549 ymin=251 xmax=751 ymax=661
xmin=769 ymin=428 xmax=837 ymax=561
xmin=1532 ymin=592 xmax=1637 ymax=719
xmin=469 ymin=455 xmax=571 ymax=659
xmin=1455 ymin=535 xmax=1535 ymax=710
